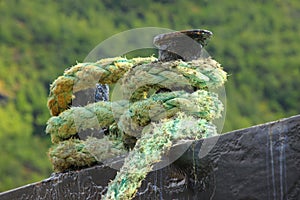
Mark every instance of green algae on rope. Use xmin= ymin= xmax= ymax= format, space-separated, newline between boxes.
xmin=49 ymin=136 xmax=127 ymax=172
xmin=117 ymin=58 xmax=226 ymax=101
xmin=46 ymin=55 xmax=227 ymax=200
xmin=103 ymin=113 xmax=217 ymax=200
xmin=47 ymin=57 xmax=226 ymax=116
xmin=47 ymin=57 xmax=157 ymax=116
xmin=46 ymin=90 xmax=223 ymax=143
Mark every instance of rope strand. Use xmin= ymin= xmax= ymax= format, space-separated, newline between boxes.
xmin=46 ymin=56 xmax=227 ymax=200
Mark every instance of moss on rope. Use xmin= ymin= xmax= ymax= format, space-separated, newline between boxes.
xmin=47 ymin=57 xmax=157 ymax=116
xmin=118 ymin=58 xmax=226 ymax=101
xmin=49 ymin=136 xmax=127 ymax=172
xmin=103 ymin=113 xmax=217 ymax=200
xmin=46 ymin=90 xmax=223 ymax=143
xmin=46 ymin=56 xmax=227 ymax=200
xmin=49 ymin=139 xmax=96 ymax=171
xmin=47 ymin=57 xmax=226 ymax=116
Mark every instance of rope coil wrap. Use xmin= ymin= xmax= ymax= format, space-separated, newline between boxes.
xmin=48 ymin=57 xmax=157 ymax=116
xmin=46 ymin=56 xmax=227 ymax=200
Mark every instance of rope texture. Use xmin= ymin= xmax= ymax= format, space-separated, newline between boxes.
xmin=46 ymin=56 xmax=227 ymax=200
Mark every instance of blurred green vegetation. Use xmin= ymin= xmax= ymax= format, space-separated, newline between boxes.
xmin=0 ymin=0 xmax=299 ymax=192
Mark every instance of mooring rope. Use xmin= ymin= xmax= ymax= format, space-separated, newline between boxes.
xmin=47 ymin=57 xmax=156 ymax=116
xmin=47 ymin=90 xmax=222 ymax=143
xmin=46 ymin=56 xmax=227 ymax=200
xmin=103 ymin=114 xmax=217 ymax=200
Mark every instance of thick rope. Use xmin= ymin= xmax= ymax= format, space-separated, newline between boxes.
xmin=46 ymin=56 xmax=227 ymax=200
xmin=120 ymin=58 xmax=226 ymax=101
xmin=49 ymin=137 xmax=127 ymax=172
xmin=103 ymin=114 xmax=216 ymax=199
xmin=46 ymin=90 xmax=222 ymax=143
xmin=47 ymin=57 xmax=156 ymax=116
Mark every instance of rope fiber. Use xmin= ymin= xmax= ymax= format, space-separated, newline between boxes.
xmin=46 ymin=56 xmax=227 ymax=200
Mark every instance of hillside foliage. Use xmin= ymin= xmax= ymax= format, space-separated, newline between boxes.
xmin=0 ymin=0 xmax=299 ymax=192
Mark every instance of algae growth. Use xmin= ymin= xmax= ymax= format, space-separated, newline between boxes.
xmin=46 ymin=55 xmax=227 ymax=199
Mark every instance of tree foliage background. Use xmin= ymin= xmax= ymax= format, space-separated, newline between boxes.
xmin=0 ymin=0 xmax=299 ymax=192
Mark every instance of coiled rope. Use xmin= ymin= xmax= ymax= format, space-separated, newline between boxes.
xmin=46 ymin=56 xmax=227 ymax=200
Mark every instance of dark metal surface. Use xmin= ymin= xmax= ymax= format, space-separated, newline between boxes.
xmin=1 ymin=114 xmax=299 ymax=200
xmin=153 ymin=29 xmax=213 ymax=61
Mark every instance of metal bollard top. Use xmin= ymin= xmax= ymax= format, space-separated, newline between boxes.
xmin=153 ymin=29 xmax=213 ymax=61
